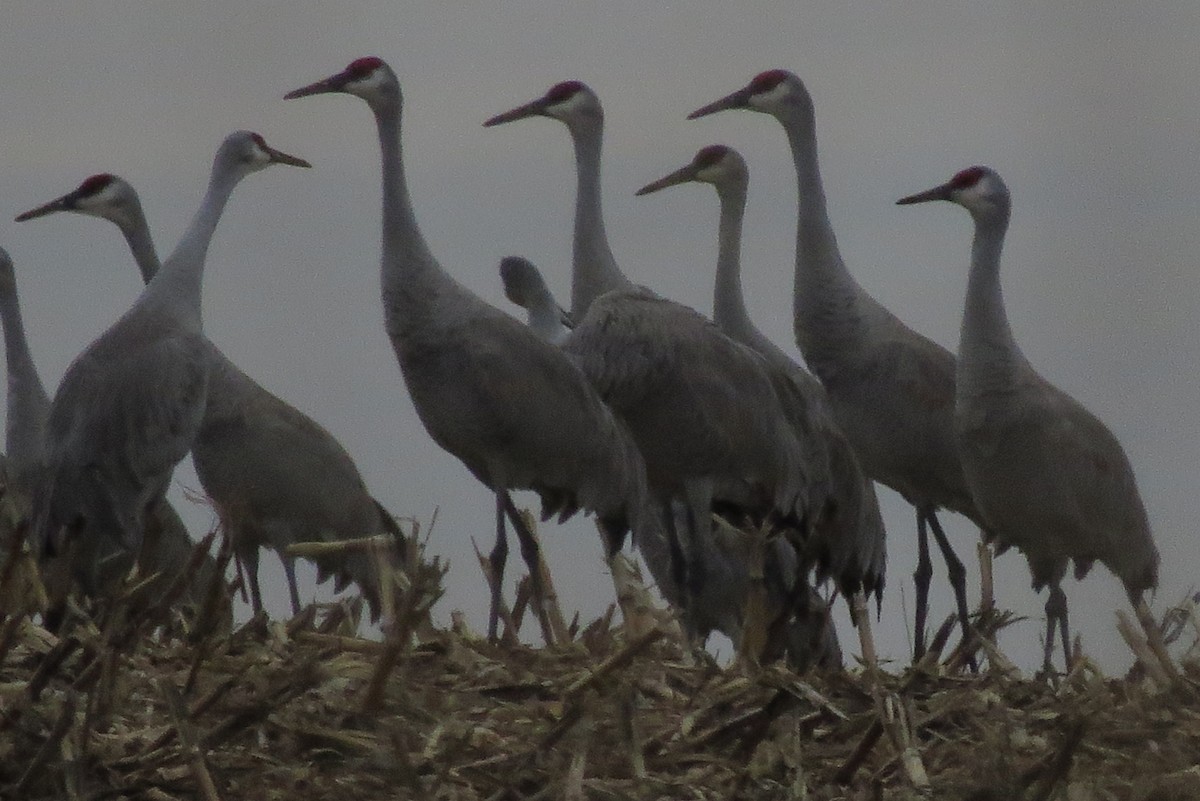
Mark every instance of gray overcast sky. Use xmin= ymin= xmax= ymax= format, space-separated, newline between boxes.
xmin=2 ymin=2 xmax=1197 ymax=673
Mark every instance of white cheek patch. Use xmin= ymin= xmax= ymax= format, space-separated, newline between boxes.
xmin=549 ymin=89 xmax=589 ymax=118
xmin=750 ymin=82 xmax=790 ymax=110
xmin=350 ymin=69 xmax=388 ymax=96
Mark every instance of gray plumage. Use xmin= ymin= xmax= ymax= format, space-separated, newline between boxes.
xmin=27 ymin=131 xmax=308 ymax=594
xmin=485 ymin=80 xmax=824 ymax=661
xmin=691 ymin=70 xmax=983 ymax=655
xmin=897 ymin=165 xmax=1159 ymax=671
xmin=496 ymin=253 xmax=841 ymax=668
xmin=498 ymin=256 xmax=573 ymax=345
xmin=636 ymin=144 xmax=887 ymax=605
xmin=286 ymin=58 xmax=652 ymax=637
xmin=17 ymin=172 xmax=391 ymax=621
xmin=0 ymin=243 xmax=225 ymax=620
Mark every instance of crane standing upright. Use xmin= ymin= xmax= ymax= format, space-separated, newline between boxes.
xmin=484 ymin=81 xmax=828 ymax=654
xmin=897 ymin=165 xmax=1162 ymax=672
xmin=29 ymin=132 xmax=308 ymax=592
xmin=286 ymin=58 xmax=652 ymax=643
xmin=690 ymin=70 xmax=985 ymax=658
xmin=17 ymin=173 xmax=402 ymax=620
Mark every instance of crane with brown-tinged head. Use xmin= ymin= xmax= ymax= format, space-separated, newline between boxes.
xmin=498 ymin=255 xmax=572 ymax=345
xmin=636 ymin=144 xmax=887 ymax=664
xmin=690 ymin=71 xmax=984 ymax=660
xmin=24 ymin=132 xmax=308 ymax=598
xmin=897 ymin=165 xmax=1162 ymax=673
xmin=286 ymin=58 xmax=653 ymax=643
xmin=17 ymin=171 xmax=398 ymax=622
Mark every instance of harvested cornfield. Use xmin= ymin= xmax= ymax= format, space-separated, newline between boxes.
xmin=1 ymin=528 xmax=1198 ymax=800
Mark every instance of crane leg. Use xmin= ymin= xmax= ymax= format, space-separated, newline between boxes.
xmin=242 ymin=547 xmax=264 ymax=618
xmin=913 ymin=509 xmax=933 ymax=660
xmin=487 ymin=493 xmax=509 ymax=642
xmin=1043 ymin=583 xmax=1070 ymax=673
xmin=502 ymin=492 xmax=551 ymax=628
xmin=927 ymin=511 xmax=976 ymax=670
xmin=661 ymin=502 xmax=695 ymax=637
xmin=281 ymin=555 xmax=302 ymax=616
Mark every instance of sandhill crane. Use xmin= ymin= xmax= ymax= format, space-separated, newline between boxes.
xmin=0 ymin=244 xmax=226 ymax=622
xmin=896 ymin=166 xmax=1161 ymax=672
xmin=16 ymin=172 xmax=399 ymax=621
xmin=636 ymin=144 xmax=887 ymax=605
xmin=28 ymin=131 xmax=309 ymax=596
xmin=690 ymin=70 xmax=985 ymax=658
xmin=497 ymin=254 xmax=841 ymax=668
xmin=484 ymin=81 xmax=633 ymax=319
xmin=484 ymin=81 xmax=826 ymax=659
xmin=285 ymin=58 xmax=653 ymax=643
xmin=498 ymin=256 xmax=572 ymax=344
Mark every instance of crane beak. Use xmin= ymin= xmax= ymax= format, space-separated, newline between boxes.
xmin=263 ymin=145 xmax=312 ymax=169
xmin=688 ymin=86 xmax=752 ymax=120
xmin=896 ymin=182 xmax=953 ymax=205
xmin=284 ymin=71 xmax=349 ymax=100
xmin=635 ymin=164 xmax=696 ymax=196
xmin=15 ymin=192 xmax=76 ymax=222
xmin=483 ymin=98 xmax=547 ymax=127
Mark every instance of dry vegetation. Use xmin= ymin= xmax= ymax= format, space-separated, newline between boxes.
xmin=1 ymin=516 xmax=1199 ymax=801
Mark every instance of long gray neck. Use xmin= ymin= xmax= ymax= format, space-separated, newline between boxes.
xmin=374 ymin=95 xmax=455 ymax=340
xmin=119 ymin=200 xmax=162 ymax=284
xmin=0 ymin=282 xmax=50 ymax=466
xmin=958 ymin=205 xmax=1023 ymax=396
xmin=138 ymin=161 xmax=244 ymax=332
xmin=569 ymin=119 xmax=631 ymax=318
xmin=780 ymin=99 xmax=878 ymax=366
xmin=711 ymin=178 xmax=757 ymax=342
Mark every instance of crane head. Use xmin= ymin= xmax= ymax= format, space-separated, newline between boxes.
xmin=483 ymin=80 xmax=601 ymax=128
xmin=285 ymin=57 xmax=398 ymax=106
xmin=15 ymin=173 xmax=145 ymax=229
xmin=689 ymin=69 xmax=802 ymax=119
xmin=216 ymin=132 xmax=311 ymax=180
xmin=896 ymin=166 xmax=1010 ymax=220
xmin=635 ymin=144 xmax=748 ymax=196
xmin=499 ymin=255 xmax=560 ymax=312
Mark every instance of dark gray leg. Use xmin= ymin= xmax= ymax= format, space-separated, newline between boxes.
xmin=927 ymin=511 xmax=974 ymax=655
xmin=502 ymin=492 xmax=548 ymax=607
xmin=913 ymin=509 xmax=933 ymax=660
xmin=1044 ymin=583 xmax=1070 ymax=674
xmin=487 ymin=493 xmax=508 ymax=642
xmin=281 ymin=555 xmax=302 ymax=615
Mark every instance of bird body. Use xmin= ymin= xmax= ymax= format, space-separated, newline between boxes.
xmin=897 ymin=167 xmax=1157 ymax=668
xmin=28 ymin=132 xmax=308 ymax=591
xmin=286 ymin=59 xmax=651 ymax=640
xmin=636 ymin=144 xmax=886 ymax=603
xmin=486 ymin=80 xmax=833 ymax=666
xmin=0 ymin=243 xmax=225 ymax=622
xmin=691 ymin=71 xmax=982 ymax=655
xmin=17 ymin=170 xmax=392 ymax=619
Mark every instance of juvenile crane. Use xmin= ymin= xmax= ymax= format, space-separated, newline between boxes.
xmin=896 ymin=166 xmax=1160 ymax=672
xmin=17 ymin=173 xmax=397 ymax=620
xmin=285 ymin=58 xmax=651 ymax=642
xmin=691 ymin=71 xmax=985 ymax=657
xmin=484 ymin=81 xmax=819 ymax=656
xmin=499 ymin=256 xmax=572 ymax=344
xmin=636 ymin=144 xmax=887 ymax=609
xmin=0 ymin=244 xmax=225 ymax=618
xmin=29 ymin=132 xmax=308 ymax=594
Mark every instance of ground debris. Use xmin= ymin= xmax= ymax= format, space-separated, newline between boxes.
xmin=2 ymin=546 xmax=1199 ymax=800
